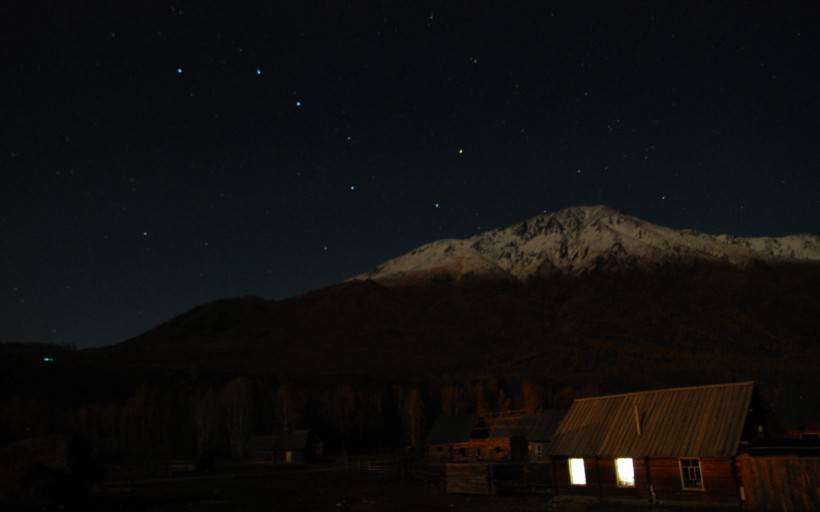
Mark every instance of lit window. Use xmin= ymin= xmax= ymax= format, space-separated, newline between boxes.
xmin=615 ymin=458 xmax=635 ymax=487
xmin=568 ymin=458 xmax=586 ymax=486
xmin=679 ymin=458 xmax=703 ymax=490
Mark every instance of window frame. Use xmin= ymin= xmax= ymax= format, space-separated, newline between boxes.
xmin=614 ymin=457 xmax=636 ymax=488
xmin=678 ymin=458 xmax=705 ymax=491
xmin=568 ymin=458 xmax=587 ymax=486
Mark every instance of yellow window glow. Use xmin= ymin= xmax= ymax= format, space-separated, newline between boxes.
xmin=568 ymin=458 xmax=587 ymax=485
xmin=616 ymin=458 xmax=635 ymax=487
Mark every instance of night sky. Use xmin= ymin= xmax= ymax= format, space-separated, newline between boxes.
xmin=3 ymin=2 xmax=819 ymax=347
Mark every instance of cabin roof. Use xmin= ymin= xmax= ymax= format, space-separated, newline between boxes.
xmin=427 ymin=415 xmax=480 ymax=444
xmin=489 ymin=410 xmax=565 ymax=441
xmin=549 ymin=382 xmax=755 ymax=458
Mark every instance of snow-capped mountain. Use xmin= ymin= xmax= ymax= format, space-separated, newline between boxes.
xmin=357 ymin=205 xmax=820 ymax=281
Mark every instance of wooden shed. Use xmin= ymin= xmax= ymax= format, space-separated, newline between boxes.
xmin=548 ymin=382 xmax=773 ymax=507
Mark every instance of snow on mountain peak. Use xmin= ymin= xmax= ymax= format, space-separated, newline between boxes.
xmin=356 ymin=205 xmax=820 ymax=282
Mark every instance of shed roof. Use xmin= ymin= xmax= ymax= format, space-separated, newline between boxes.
xmin=427 ymin=415 xmax=479 ymax=444
xmin=489 ymin=410 xmax=565 ymax=441
xmin=549 ymin=382 xmax=755 ymax=458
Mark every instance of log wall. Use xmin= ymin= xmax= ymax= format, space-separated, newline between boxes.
xmin=451 ymin=438 xmax=511 ymax=462
xmin=553 ymin=456 xmax=741 ymax=506
xmin=738 ymin=455 xmax=820 ymax=511
xmin=648 ymin=457 xmax=740 ymax=506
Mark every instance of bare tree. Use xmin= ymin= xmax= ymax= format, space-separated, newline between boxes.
xmin=220 ymin=377 xmax=254 ymax=460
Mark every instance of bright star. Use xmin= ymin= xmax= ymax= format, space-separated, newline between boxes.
xmin=349 ymin=185 xmax=356 ymax=191
xmin=176 ymin=67 xmax=183 ymax=75
xmin=434 ymin=203 xmax=440 ymax=208
xmin=256 ymin=68 xmax=262 ymax=76
xmin=142 ymin=231 xmax=148 ymax=237
xmin=296 ymin=100 xmax=302 ymax=107
xmin=457 ymin=148 xmax=464 ymax=155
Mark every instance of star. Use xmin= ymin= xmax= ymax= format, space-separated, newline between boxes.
xmin=176 ymin=67 xmax=183 ymax=75
xmin=434 ymin=202 xmax=440 ymax=208
xmin=349 ymin=185 xmax=356 ymax=191
xmin=142 ymin=231 xmax=148 ymax=237
xmin=256 ymin=68 xmax=262 ymax=76
xmin=457 ymin=148 xmax=464 ymax=155
xmin=295 ymin=100 xmax=302 ymax=107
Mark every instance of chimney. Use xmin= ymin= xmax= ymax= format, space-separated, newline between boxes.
xmin=633 ymin=404 xmax=642 ymax=436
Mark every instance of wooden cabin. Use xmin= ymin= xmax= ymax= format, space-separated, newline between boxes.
xmin=548 ymin=382 xmax=775 ymax=508
xmin=428 ymin=411 xmax=563 ymax=464
xmin=246 ymin=429 xmax=322 ymax=465
xmin=427 ymin=414 xmax=485 ymax=464
xmin=430 ymin=411 xmax=563 ymax=495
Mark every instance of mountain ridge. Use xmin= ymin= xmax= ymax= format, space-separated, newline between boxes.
xmin=355 ymin=205 xmax=820 ymax=282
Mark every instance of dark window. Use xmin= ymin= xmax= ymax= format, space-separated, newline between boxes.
xmin=476 ymin=448 xmax=481 ymax=457
xmin=495 ymin=446 xmax=502 ymax=454
xmin=679 ymin=458 xmax=704 ymax=490
xmin=459 ymin=448 xmax=466 ymax=457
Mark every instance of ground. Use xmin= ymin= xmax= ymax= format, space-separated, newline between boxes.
xmin=93 ymin=466 xmax=546 ymax=512
xmin=88 ymin=466 xmax=734 ymax=512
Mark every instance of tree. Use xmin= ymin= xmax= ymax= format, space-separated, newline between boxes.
xmin=398 ymin=386 xmax=424 ymax=449
xmin=440 ymin=384 xmax=466 ymax=416
xmin=220 ymin=377 xmax=254 ymax=460
xmin=194 ymin=388 xmax=220 ymax=459
xmin=521 ymin=378 xmax=544 ymax=413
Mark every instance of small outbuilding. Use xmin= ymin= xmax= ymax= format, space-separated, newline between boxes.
xmin=548 ymin=381 xmax=773 ymax=507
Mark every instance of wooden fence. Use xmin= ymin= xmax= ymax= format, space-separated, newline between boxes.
xmin=446 ymin=463 xmax=492 ymax=495
xmin=738 ymin=455 xmax=820 ymax=511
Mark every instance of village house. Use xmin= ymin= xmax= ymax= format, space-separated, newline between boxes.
xmin=548 ymin=381 xmax=777 ymax=507
xmin=427 ymin=411 xmax=563 ymax=495
xmin=427 ymin=411 xmax=563 ymax=465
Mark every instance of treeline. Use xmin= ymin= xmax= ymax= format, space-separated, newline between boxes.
xmin=0 ymin=371 xmax=591 ymax=464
